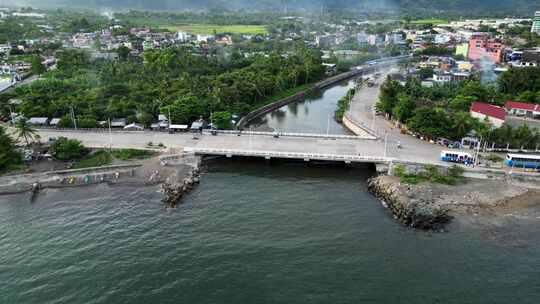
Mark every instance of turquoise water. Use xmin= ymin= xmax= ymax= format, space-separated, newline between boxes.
xmin=2 ymin=160 xmax=540 ymax=303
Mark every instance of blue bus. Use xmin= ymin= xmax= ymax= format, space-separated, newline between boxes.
xmin=440 ymin=151 xmax=473 ymax=164
xmin=505 ymin=153 xmax=540 ymax=169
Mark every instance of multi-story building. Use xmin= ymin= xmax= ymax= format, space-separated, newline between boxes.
xmin=455 ymin=43 xmax=469 ymax=58
xmin=176 ymin=32 xmax=189 ymax=42
xmin=356 ymin=32 xmax=368 ymax=46
xmin=315 ymin=35 xmax=336 ymax=48
xmin=468 ymin=33 xmax=504 ymax=64
xmin=531 ymin=11 xmax=540 ymax=34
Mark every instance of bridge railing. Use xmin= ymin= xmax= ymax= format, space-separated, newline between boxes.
xmin=202 ymin=129 xmax=374 ymax=140
xmin=184 ymin=147 xmax=394 ymax=163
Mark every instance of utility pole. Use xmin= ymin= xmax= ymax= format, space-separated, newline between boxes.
xmin=474 ymin=137 xmax=482 ymax=167
xmin=249 ymin=126 xmax=252 ymax=150
xmin=326 ymin=113 xmax=330 ymax=135
xmin=384 ymin=132 xmax=388 ymax=158
xmin=168 ymin=107 xmax=172 ymax=131
xmin=70 ymin=106 xmax=77 ymax=130
xmin=108 ymin=118 xmax=112 ymax=151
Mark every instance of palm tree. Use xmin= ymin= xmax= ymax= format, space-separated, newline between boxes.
xmin=452 ymin=112 xmax=473 ymax=139
xmin=15 ymin=118 xmax=40 ymax=146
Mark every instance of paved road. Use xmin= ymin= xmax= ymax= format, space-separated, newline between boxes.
xmin=347 ymin=71 xmax=447 ymax=164
xmin=35 ymin=127 xmax=446 ymax=165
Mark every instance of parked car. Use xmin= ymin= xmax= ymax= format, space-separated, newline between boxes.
xmin=437 ymin=138 xmax=450 ymax=146
xmin=448 ymin=142 xmax=461 ymax=149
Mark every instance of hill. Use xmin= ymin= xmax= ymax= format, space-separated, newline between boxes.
xmin=13 ymin=0 xmax=540 ymax=17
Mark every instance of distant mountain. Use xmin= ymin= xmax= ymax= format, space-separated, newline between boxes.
xmin=14 ymin=0 xmax=540 ymax=17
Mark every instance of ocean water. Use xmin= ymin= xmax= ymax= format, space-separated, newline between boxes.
xmin=2 ymin=160 xmax=540 ymax=304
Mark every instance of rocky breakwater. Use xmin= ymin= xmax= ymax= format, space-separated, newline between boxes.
xmin=162 ymin=167 xmax=201 ymax=208
xmin=367 ymin=175 xmax=452 ymax=230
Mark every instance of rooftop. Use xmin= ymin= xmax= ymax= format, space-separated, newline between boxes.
xmin=470 ymin=101 xmax=506 ymax=120
xmin=505 ymin=101 xmax=540 ymax=111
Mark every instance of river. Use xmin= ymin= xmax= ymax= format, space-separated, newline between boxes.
xmin=2 ymin=160 xmax=540 ymax=303
xmin=248 ymin=79 xmax=356 ymax=134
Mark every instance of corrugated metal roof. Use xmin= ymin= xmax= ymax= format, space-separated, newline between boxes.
xmin=505 ymin=101 xmax=539 ymax=112
xmin=470 ymin=101 xmax=506 ymax=120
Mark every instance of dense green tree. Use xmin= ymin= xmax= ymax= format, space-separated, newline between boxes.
xmin=449 ymin=95 xmax=476 ymax=112
xmin=0 ymin=126 xmax=22 ymax=172
xmin=407 ymin=107 xmax=451 ymax=139
xmin=212 ymin=111 xmax=233 ymax=129
xmin=161 ymin=95 xmax=206 ymax=125
xmin=14 ymin=118 xmax=40 ymax=146
xmin=116 ymin=46 xmax=131 ymax=61
xmin=31 ymin=55 xmax=46 ymax=75
xmin=77 ymin=117 xmax=98 ymax=128
xmin=377 ymin=77 xmax=401 ymax=117
xmin=392 ymin=93 xmax=415 ymax=123
xmin=451 ymin=111 xmax=476 ymax=140
xmin=498 ymin=67 xmax=540 ymax=95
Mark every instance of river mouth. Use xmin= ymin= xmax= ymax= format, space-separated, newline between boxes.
xmin=2 ymin=159 xmax=540 ymax=303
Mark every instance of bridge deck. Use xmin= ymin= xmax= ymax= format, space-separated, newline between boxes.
xmin=183 ymin=147 xmax=393 ymax=163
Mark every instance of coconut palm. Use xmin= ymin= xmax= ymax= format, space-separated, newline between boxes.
xmin=15 ymin=118 xmax=40 ymax=146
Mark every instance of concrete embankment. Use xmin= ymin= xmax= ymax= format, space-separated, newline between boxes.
xmin=236 ymin=68 xmax=375 ymax=130
xmin=342 ymin=114 xmax=378 ymax=138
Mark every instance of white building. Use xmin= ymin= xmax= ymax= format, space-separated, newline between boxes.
xmin=176 ymin=32 xmax=189 ymax=42
xmin=532 ymin=12 xmax=540 ymax=34
xmin=434 ymin=34 xmax=451 ymax=45
xmin=196 ymin=35 xmax=214 ymax=43
xmin=357 ymin=32 xmax=368 ymax=46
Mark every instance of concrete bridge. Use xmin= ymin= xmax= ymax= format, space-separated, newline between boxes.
xmin=35 ymin=128 xmax=444 ymax=168
xmin=183 ymin=147 xmax=393 ymax=164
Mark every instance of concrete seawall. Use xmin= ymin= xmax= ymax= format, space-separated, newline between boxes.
xmin=342 ymin=115 xmax=377 ymax=139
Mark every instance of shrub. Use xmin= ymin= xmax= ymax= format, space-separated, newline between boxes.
xmin=73 ymin=150 xmax=112 ymax=169
xmin=111 ymin=149 xmax=154 ymax=160
xmin=50 ymin=137 xmax=87 ymax=160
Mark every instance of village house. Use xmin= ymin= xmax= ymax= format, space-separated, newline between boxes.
xmin=505 ymin=101 xmax=540 ymax=119
xmin=469 ymin=101 xmax=506 ymax=128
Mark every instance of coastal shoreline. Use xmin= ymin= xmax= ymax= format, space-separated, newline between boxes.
xmin=367 ymin=174 xmax=540 ymax=230
xmin=0 ymin=152 xmax=201 ymax=202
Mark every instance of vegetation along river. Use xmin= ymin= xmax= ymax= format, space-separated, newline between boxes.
xmin=248 ymin=78 xmax=356 ymax=134
xmin=2 ymin=159 xmax=540 ymax=303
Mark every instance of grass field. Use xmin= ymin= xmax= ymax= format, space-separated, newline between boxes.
xmin=162 ymin=24 xmax=268 ymax=35
xmin=410 ymin=19 xmax=448 ymax=25
xmin=73 ymin=149 xmax=155 ymax=169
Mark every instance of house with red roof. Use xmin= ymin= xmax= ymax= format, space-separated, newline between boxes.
xmin=469 ymin=101 xmax=506 ymax=128
xmin=505 ymin=101 xmax=540 ymax=119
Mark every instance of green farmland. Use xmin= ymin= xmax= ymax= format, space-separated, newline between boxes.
xmin=162 ymin=24 xmax=268 ymax=35
xmin=409 ymin=18 xmax=448 ymax=25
